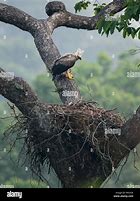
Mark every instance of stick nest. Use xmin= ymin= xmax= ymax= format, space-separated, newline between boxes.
xmin=3 ymin=102 xmax=125 ymax=187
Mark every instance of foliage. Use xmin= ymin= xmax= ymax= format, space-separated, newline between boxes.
xmin=0 ymin=102 xmax=47 ymax=187
xmin=79 ymin=177 xmax=103 ymax=188
xmin=33 ymin=74 xmax=60 ymax=104
xmin=74 ymin=0 xmax=91 ymax=13
xmin=75 ymin=0 xmax=140 ymax=39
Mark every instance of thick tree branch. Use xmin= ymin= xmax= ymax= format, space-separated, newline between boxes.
xmin=111 ymin=108 xmax=140 ymax=167
xmin=0 ymin=3 xmax=37 ymax=33
xmin=47 ymin=0 xmax=126 ymax=31
xmin=0 ymin=68 xmax=38 ymax=116
xmin=33 ymin=28 xmax=81 ymax=104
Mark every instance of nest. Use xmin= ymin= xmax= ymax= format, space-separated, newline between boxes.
xmin=3 ymin=102 xmax=125 ymax=187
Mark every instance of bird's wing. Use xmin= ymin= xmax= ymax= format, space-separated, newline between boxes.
xmin=52 ymin=54 xmax=77 ymax=76
xmin=54 ymin=54 xmax=76 ymax=67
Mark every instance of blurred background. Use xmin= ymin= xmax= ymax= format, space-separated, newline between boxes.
xmin=0 ymin=0 xmax=140 ymax=188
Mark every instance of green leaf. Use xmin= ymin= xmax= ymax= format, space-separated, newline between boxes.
xmin=138 ymin=30 xmax=140 ymax=39
xmin=126 ymin=27 xmax=132 ymax=36
xmin=105 ymin=28 xmax=110 ymax=37
xmin=116 ymin=24 xmax=124 ymax=32
xmin=123 ymin=29 xmax=127 ymax=38
xmin=131 ymin=32 xmax=135 ymax=39
xmin=93 ymin=4 xmax=106 ymax=15
xmin=133 ymin=14 xmax=139 ymax=21
xmin=130 ymin=27 xmax=136 ymax=39
xmin=96 ymin=18 xmax=105 ymax=34
xmin=74 ymin=1 xmax=83 ymax=13
xmin=110 ymin=21 xmax=117 ymax=34
xmin=74 ymin=1 xmax=91 ymax=13
xmin=103 ymin=21 xmax=112 ymax=33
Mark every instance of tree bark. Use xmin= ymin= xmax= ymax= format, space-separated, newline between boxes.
xmin=0 ymin=68 xmax=38 ymax=116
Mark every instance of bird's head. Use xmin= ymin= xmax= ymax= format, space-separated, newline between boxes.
xmin=74 ymin=48 xmax=84 ymax=60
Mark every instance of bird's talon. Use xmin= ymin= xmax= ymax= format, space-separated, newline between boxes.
xmin=65 ymin=71 xmax=74 ymax=80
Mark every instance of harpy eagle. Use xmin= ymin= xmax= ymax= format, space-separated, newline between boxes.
xmin=52 ymin=49 xmax=84 ymax=80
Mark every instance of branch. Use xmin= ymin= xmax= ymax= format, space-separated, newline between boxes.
xmin=46 ymin=0 xmax=126 ymax=31
xmin=0 ymin=3 xmax=37 ymax=33
xmin=33 ymin=30 xmax=82 ymax=104
xmin=0 ymin=68 xmax=38 ymax=116
xmin=110 ymin=107 xmax=140 ymax=167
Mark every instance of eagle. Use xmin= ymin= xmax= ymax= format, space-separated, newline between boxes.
xmin=52 ymin=49 xmax=84 ymax=80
